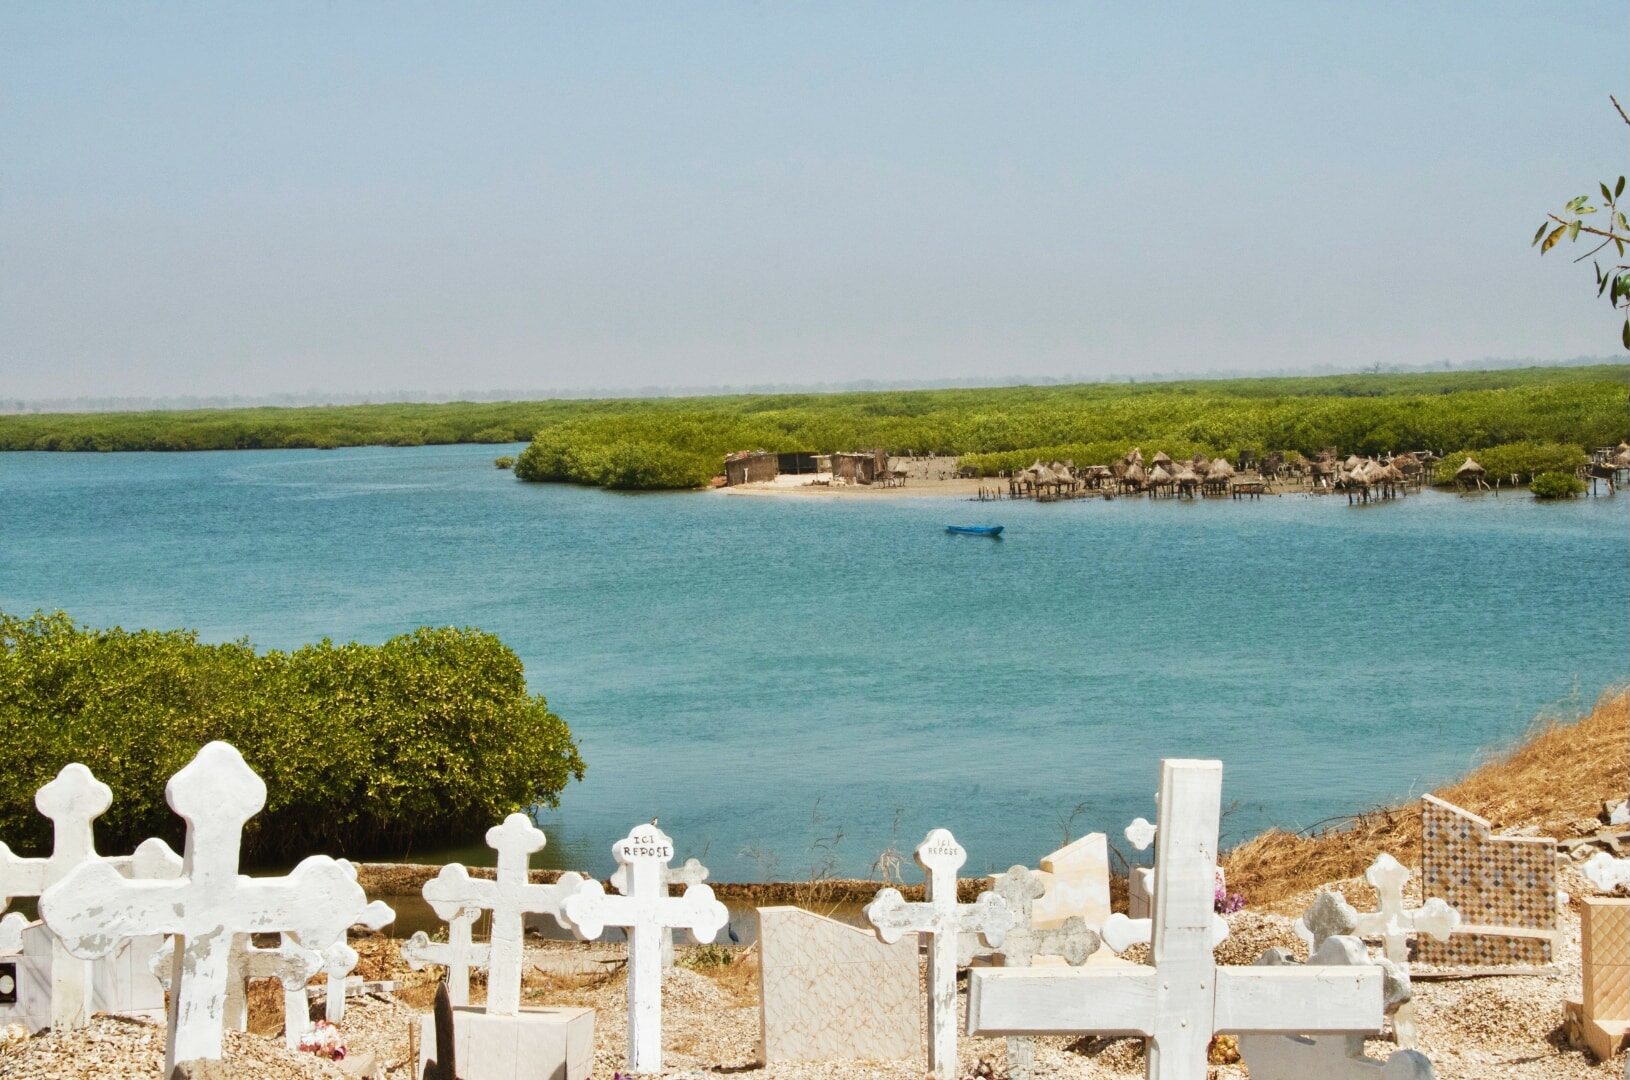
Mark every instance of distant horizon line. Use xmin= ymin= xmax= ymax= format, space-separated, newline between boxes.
xmin=5 ymin=354 xmax=1624 ymax=416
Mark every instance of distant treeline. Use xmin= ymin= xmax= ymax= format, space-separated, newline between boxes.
xmin=2 ymin=365 xmax=1625 ymax=490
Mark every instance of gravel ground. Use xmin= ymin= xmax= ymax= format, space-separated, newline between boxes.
xmin=0 ymin=871 xmax=1623 ymax=1079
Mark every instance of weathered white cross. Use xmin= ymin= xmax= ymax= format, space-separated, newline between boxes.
xmin=0 ymin=763 xmax=183 ymax=1029
xmin=316 ymin=862 xmax=395 ymax=1023
xmin=38 ymin=741 xmax=372 ymax=1074
xmin=865 ymin=828 xmax=1014 ymax=1079
xmin=559 ymin=823 xmax=729 ymax=1074
xmin=1298 ymin=853 xmax=1457 ymax=1048
xmin=421 ymin=812 xmax=584 ymax=1017
xmin=1239 ymin=937 xmax=1434 ymax=1080
xmin=990 ymin=865 xmax=1099 ymax=1080
xmin=400 ymin=905 xmax=489 ymax=1007
xmin=613 ymin=854 xmax=708 ymax=969
xmin=967 ymin=759 xmax=1386 ymax=1080
xmin=151 ymin=932 xmax=324 ymax=1048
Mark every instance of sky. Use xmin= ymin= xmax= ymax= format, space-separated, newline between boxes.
xmin=1 ymin=3 xmax=1625 ymax=400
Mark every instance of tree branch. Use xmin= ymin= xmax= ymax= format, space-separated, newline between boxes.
xmin=1548 ymin=213 xmax=1630 ymax=244
xmin=1614 ymin=94 xmax=1630 ymax=128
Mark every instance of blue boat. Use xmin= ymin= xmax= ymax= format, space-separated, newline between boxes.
xmin=945 ymin=524 xmax=1004 ymax=537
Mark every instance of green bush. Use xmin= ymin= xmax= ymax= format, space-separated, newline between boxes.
xmin=493 ymin=456 xmax=515 ymax=470
xmin=1430 ymin=441 xmax=1589 ymax=485
xmin=1530 ymin=471 xmax=1587 ymax=499
xmin=0 ymin=612 xmax=584 ymax=865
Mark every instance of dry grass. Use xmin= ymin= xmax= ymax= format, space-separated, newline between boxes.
xmin=1223 ymin=687 xmax=1628 ymax=910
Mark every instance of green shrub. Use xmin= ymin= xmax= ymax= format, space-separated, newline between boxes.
xmin=1431 ymin=441 xmax=1590 ymax=485
xmin=493 ymin=456 xmax=515 ymax=470
xmin=1530 ymin=471 xmax=1587 ymax=499
xmin=0 ymin=611 xmax=584 ymax=865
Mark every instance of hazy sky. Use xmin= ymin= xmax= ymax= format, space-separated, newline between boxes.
xmin=2 ymin=3 xmax=1624 ymax=399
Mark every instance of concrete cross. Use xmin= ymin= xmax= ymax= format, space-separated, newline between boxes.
xmin=1295 ymin=890 xmax=1361 ymax=952
xmin=152 ymin=932 xmax=324 ymax=1048
xmin=559 ymin=823 xmax=729 ymax=1074
xmin=317 ymin=863 xmax=395 ymax=1023
xmin=614 ymin=855 xmax=707 ymax=969
xmin=0 ymin=911 xmax=27 ymax=952
xmin=421 ymin=812 xmax=584 ymax=1017
xmin=1583 ymin=851 xmax=1630 ymax=894
xmin=967 ymin=759 xmax=1387 ymax=1080
xmin=1125 ymin=817 xmax=1157 ymax=852
xmin=400 ymin=904 xmax=489 ymax=1007
xmin=0 ymin=763 xmax=184 ymax=1030
xmin=38 ymin=741 xmax=372 ymax=1074
xmin=1239 ymin=937 xmax=1435 ymax=1079
xmin=990 ymin=865 xmax=1099 ymax=1080
xmin=864 ymin=828 xmax=1015 ymax=1079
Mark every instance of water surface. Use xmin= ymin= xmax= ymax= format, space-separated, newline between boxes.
xmin=2 ymin=444 xmax=1624 ymax=882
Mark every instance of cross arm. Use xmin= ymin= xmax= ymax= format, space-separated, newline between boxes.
xmin=1214 ymin=965 xmax=1384 ymax=1035
xmin=966 ymin=966 xmax=1159 ymax=1037
xmin=40 ymin=863 xmax=189 ymax=958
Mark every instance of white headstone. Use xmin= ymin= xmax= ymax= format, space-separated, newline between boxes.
xmin=558 ymin=823 xmax=729 ymax=1074
xmin=38 ymin=742 xmax=373 ymax=1074
xmin=422 ymin=813 xmax=583 ymax=1017
xmin=0 ymin=764 xmax=183 ymax=1030
xmin=615 ymin=855 xmax=708 ymax=969
xmin=967 ymin=759 xmax=1387 ymax=1080
xmin=864 ymin=828 xmax=1015 ymax=1079
xmin=400 ymin=905 xmax=490 ymax=1007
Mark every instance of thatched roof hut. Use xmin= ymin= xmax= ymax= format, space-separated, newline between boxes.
xmin=1125 ymin=447 xmax=1144 ymax=466
xmin=1206 ymin=458 xmax=1235 ymax=480
xmin=1152 ymin=451 xmax=1173 ymax=468
xmin=1455 ymin=456 xmax=1486 ymax=478
xmin=1123 ymin=462 xmax=1147 ymax=487
xmin=1148 ymin=464 xmax=1173 ymax=487
xmin=1174 ymin=465 xmax=1201 ymax=488
xmin=1344 ymin=454 xmax=1364 ymax=471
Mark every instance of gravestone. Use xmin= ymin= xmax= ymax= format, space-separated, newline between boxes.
xmin=153 ymin=928 xmax=326 ymax=1048
xmin=756 ymin=906 xmax=918 ymax=1063
xmin=401 ymin=905 xmax=489 ymax=1008
xmin=0 ymin=763 xmax=184 ymax=1030
xmin=1125 ymin=817 xmax=1157 ymax=920
xmin=1416 ymin=795 xmax=1557 ymax=973
xmin=1 ymin=919 xmax=169 ymax=1035
xmin=422 ymin=813 xmax=584 ymax=1017
xmin=989 ymin=866 xmax=1098 ymax=1080
xmin=559 ymin=822 xmax=729 ymax=1074
xmin=1240 ymin=937 xmax=1435 ymax=1079
xmin=320 ymin=861 xmax=396 ymax=1023
xmin=864 ymin=828 xmax=1014 ymax=1079
xmin=967 ymin=759 xmax=1386 ymax=1080
xmin=1032 ymin=834 xmax=1111 ymax=930
xmin=1298 ymin=854 xmax=1456 ymax=1047
xmin=38 ymin=742 xmax=373 ymax=1074
xmin=612 ymin=855 xmax=707 ymax=970
xmin=1565 ymin=897 xmax=1630 ymax=1061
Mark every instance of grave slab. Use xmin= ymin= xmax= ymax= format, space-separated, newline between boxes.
xmin=1565 ymin=897 xmax=1630 ymax=1061
xmin=417 ymin=1005 xmax=593 ymax=1080
xmin=756 ymin=905 xmax=918 ymax=1063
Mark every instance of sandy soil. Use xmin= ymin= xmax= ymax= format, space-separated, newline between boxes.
xmin=715 ymin=477 xmax=991 ymax=499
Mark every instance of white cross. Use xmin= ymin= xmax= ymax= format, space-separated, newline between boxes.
xmin=967 ymin=759 xmax=1386 ymax=1080
xmin=1239 ymin=937 xmax=1435 ymax=1080
xmin=317 ymin=862 xmax=395 ymax=1023
xmin=559 ymin=823 xmax=729 ymax=1074
xmin=990 ymin=865 xmax=1099 ymax=1080
xmin=1125 ymin=817 xmax=1157 ymax=851
xmin=0 ymin=911 xmax=27 ymax=952
xmin=151 ymin=932 xmax=323 ymax=1048
xmin=1583 ymin=852 xmax=1630 ymax=894
xmin=400 ymin=905 xmax=489 ymax=1007
xmin=864 ymin=828 xmax=1014 ymax=1079
xmin=38 ymin=741 xmax=373 ymax=1074
xmin=614 ymin=855 xmax=708 ymax=969
xmin=0 ymin=763 xmax=183 ymax=1030
xmin=421 ymin=812 xmax=584 ymax=1017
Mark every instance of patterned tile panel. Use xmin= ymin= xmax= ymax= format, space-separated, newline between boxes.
xmin=1583 ymin=898 xmax=1630 ymax=1020
xmin=1416 ymin=795 xmax=1557 ymax=969
xmin=757 ymin=906 xmax=921 ymax=1063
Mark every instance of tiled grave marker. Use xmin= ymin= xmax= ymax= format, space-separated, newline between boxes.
xmin=422 ymin=813 xmax=583 ymax=1017
xmin=1416 ymin=795 xmax=1557 ymax=973
xmin=559 ymin=822 xmax=729 ymax=1074
xmin=967 ymin=759 xmax=1386 ymax=1080
xmin=1298 ymin=854 xmax=1456 ymax=1047
xmin=38 ymin=742 xmax=372 ymax=1074
xmin=865 ymin=828 xmax=1014 ymax=1079
xmin=1565 ymin=897 xmax=1630 ymax=1061
xmin=0 ymin=764 xmax=183 ymax=1030
xmin=1032 ymin=833 xmax=1111 ymax=930
xmin=1240 ymin=936 xmax=1434 ymax=1079
xmin=989 ymin=866 xmax=1098 ymax=1080
xmin=401 ymin=905 xmax=489 ymax=1007
xmin=756 ymin=906 xmax=918 ymax=1063
xmin=614 ymin=854 xmax=707 ymax=969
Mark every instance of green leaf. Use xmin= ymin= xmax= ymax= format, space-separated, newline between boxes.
xmin=1533 ymin=222 xmax=1550 ymax=246
xmin=1617 ymin=176 xmax=1625 ymax=199
xmin=1569 ymin=220 xmax=1582 ymax=241
xmin=1604 ymin=182 xmax=1614 ymax=203
xmin=1541 ymin=224 xmax=1567 ymax=253
xmin=1621 ymin=317 xmax=1628 ymax=350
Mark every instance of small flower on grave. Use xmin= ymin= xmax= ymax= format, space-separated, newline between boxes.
xmin=297 ymin=1019 xmax=348 ymax=1061
xmin=1206 ymin=1033 xmax=1240 ymax=1064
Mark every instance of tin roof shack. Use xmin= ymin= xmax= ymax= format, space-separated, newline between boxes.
xmin=831 ymin=450 xmax=889 ymax=485
xmin=724 ymin=451 xmax=779 ymax=486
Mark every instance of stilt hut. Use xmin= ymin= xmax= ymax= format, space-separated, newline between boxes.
xmin=1147 ymin=464 xmax=1174 ymax=497
xmin=1174 ymin=465 xmax=1201 ymax=499
xmin=1454 ymin=456 xmax=1489 ymax=491
xmin=1121 ymin=462 xmax=1148 ymax=494
xmin=1151 ymin=451 xmax=1174 ymax=473
xmin=1203 ymin=458 xmax=1235 ymax=496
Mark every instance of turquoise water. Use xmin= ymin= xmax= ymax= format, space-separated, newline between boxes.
xmin=1 ymin=443 xmax=1625 ymax=882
